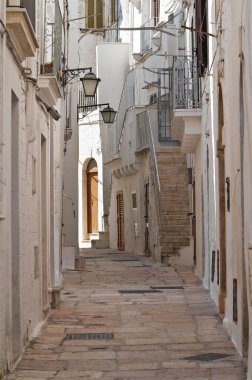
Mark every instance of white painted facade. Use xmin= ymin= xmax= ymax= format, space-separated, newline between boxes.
xmin=175 ymin=0 xmax=252 ymax=377
xmin=0 ymin=0 xmax=65 ymax=375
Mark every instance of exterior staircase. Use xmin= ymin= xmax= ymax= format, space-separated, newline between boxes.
xmin=80 ymin=232 xmax=109 ymax=249
xmin=155 ymin=146 xmax=191 ymax=264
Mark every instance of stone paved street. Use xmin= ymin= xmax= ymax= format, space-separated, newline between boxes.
xmin=5 ymin=249 xmax=246 ymax=380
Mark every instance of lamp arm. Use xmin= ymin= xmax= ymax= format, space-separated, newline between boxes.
xmin=61 ymin=67 xmax=93 ymax=86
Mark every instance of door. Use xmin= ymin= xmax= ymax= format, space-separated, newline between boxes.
xmin=116 ymin=191 xmax=125 ymax=251
xmin=87 ymin=159 xmax=98 ymax=233
xmin=144 ymin=182 xmax=150 ymax=255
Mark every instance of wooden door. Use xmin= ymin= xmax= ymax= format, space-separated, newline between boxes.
xmin=116 ymin=191 xmax=125 ymax=251
xmin=87 ymin=171 xmax=98 ymax=233
xmin=144 ymin=182 xmax=150 ymax=255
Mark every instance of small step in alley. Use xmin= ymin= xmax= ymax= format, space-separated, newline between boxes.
xmin=5 ymin=249 xmax=246 ymax=380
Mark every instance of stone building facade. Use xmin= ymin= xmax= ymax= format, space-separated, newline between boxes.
xmin=0 ymin=0 xmax=65 ymax=375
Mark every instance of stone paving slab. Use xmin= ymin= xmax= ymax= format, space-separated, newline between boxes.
xmin=4 ymin=249 xmax=247 ymax=379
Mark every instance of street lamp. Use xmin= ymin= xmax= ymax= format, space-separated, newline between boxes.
xmin=78 ymin=103 xmax=117 ymax=124
xmin=100 ymin=105 xmax=117 ymax=124
xmin=61 ymin=67 xmax=100 ymax=97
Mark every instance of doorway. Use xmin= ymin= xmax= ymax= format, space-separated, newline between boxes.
xmin=144 ymin=182 xmax=150 ymax=255
xmin=217 ymin=86 xmax=227 ymax=315
xmin=116 ymin=191 xmax=125 ymax=251
xmin=87 ymin=159 xmax=98 ymax=234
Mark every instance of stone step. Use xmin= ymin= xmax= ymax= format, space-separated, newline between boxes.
xmin=158 ymin=165 xmax=187 ymax=175
xmin=160 ymin=226 xmax=190 ymax=234
xmin=159 ymin=205 xmax=189 ymax=214
xmin=160 ymin=219 xmax=190 ymax=227
xmin=156 ymin=153 xmax=186 ymax=166
xmin=159 ymin=193 xmax=189 ymax=202
xmin=156 ymin=146 xmax=182 ymax=154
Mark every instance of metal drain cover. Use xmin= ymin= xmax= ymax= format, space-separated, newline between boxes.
xmin=184 ymin=353 xmax=232 ymax=362
xmin=151 ymin=286 xmax=184 ymax=290
xmin=119 ymin=289 xmax=161 ymax=294
xmin=65 ymin=333 xmax=114 ymax=341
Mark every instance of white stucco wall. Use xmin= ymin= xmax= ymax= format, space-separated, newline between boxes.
xmin=0 ymin=0 xmax=64 ymax=373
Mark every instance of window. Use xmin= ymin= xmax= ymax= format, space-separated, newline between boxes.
xmin=196 ymin=0 xmax=208 ymax=76
xmin=86 ymin=0 xmax=104 ymax=29
xmin=132 ymin=192 xmax=137 ymax=209
xmin=32 ymin=156 xmax=36 ymax=194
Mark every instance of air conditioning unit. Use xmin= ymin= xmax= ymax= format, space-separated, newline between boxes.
xmin=7 ymin=0 xmax=21 ymax=6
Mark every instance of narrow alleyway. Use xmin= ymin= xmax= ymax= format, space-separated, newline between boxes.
xmin=6 ymin=249 xmax=246 ymax=380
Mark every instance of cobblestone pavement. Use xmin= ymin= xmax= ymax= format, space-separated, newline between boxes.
xmin=6 ymin=249 xmax=247 ymax=380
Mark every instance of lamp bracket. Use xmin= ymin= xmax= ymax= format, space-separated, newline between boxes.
xmin=61 ymin=67 xmax=92 ymax=86
xmin=77 ymin=103 xmax=109 ymax=115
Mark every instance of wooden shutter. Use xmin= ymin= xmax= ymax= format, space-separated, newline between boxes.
xmin=86 ymin=0 xmax=104 ymax=29
xmin=154 ymin=0 xmax=160 ymax=26
xmin=116 ymin=191 xmax=125 ymax=251
xmin=86 ymin=0 xmax=95 ymax=28
xmin=111 ymin=0 xmax=116 ymax=24
xmin=96 ymin=0 xmax=104 ymax=29
xmin=196 ymin=0 xmax=208 ymax=76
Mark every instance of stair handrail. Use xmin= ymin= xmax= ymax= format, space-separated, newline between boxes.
xmin=147 ymin=109 xmax=161 ymax=217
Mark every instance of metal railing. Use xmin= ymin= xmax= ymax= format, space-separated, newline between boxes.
xmin=172 ymin=55 xmax=201 ymax=109
xmin=141 ymin=18 xmax=155 ymax=54
xmin=136 ymin=110 xmax=160 ymax=217
xmin=108 ymin=55 xmax=201 ymax=155
xmin=77 ymin=89 xmax=98 ymax=118
xmin=115 ymin=69 xmax=136 ymax=149
xmin=40 ymin=0 xmax=64 ymax=79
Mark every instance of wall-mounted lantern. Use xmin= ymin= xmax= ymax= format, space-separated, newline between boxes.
xmin=61 ymin=67 xmax=100 ymax=97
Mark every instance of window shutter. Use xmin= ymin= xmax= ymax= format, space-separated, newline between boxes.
xmin=86 ymin=0 xmax=104 ymax=29
xmin=111 ymin=0 xmax=116 ymax=24
xmin=117 ymin=191 xmax=125 ymax=251
xmin=86 ymin=0 xmax=95 ymax=28
xmin=196 ymin=0 xmax=208 ymax=76
xmin=96 ymin=0 xmax=104 ymax=29
xmin=154 ymin=0 xmax=160 ymax=26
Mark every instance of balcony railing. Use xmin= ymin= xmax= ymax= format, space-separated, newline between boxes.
xmin=40 ymin=0 xmax=63 ymax=79
xmin=141 ymin=18 xmax=155 ymax=54
xmin=77 ymin=90 xmax=98 ymax=119
xmin=136 ymin=110 xmax=161 ymax=217
xmin=172 ymin=55 xmax=201 ymax=109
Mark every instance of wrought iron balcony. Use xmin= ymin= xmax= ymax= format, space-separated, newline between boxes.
xmin=77 ymin=90 xmax=98 ymax=119
xmin=171 ymin=55 xmax=202 ymax=153
xmin=141 ymin=18 xmax=155 ymax=54
xmin=172 ymin=55 xmax=201 ymax=109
